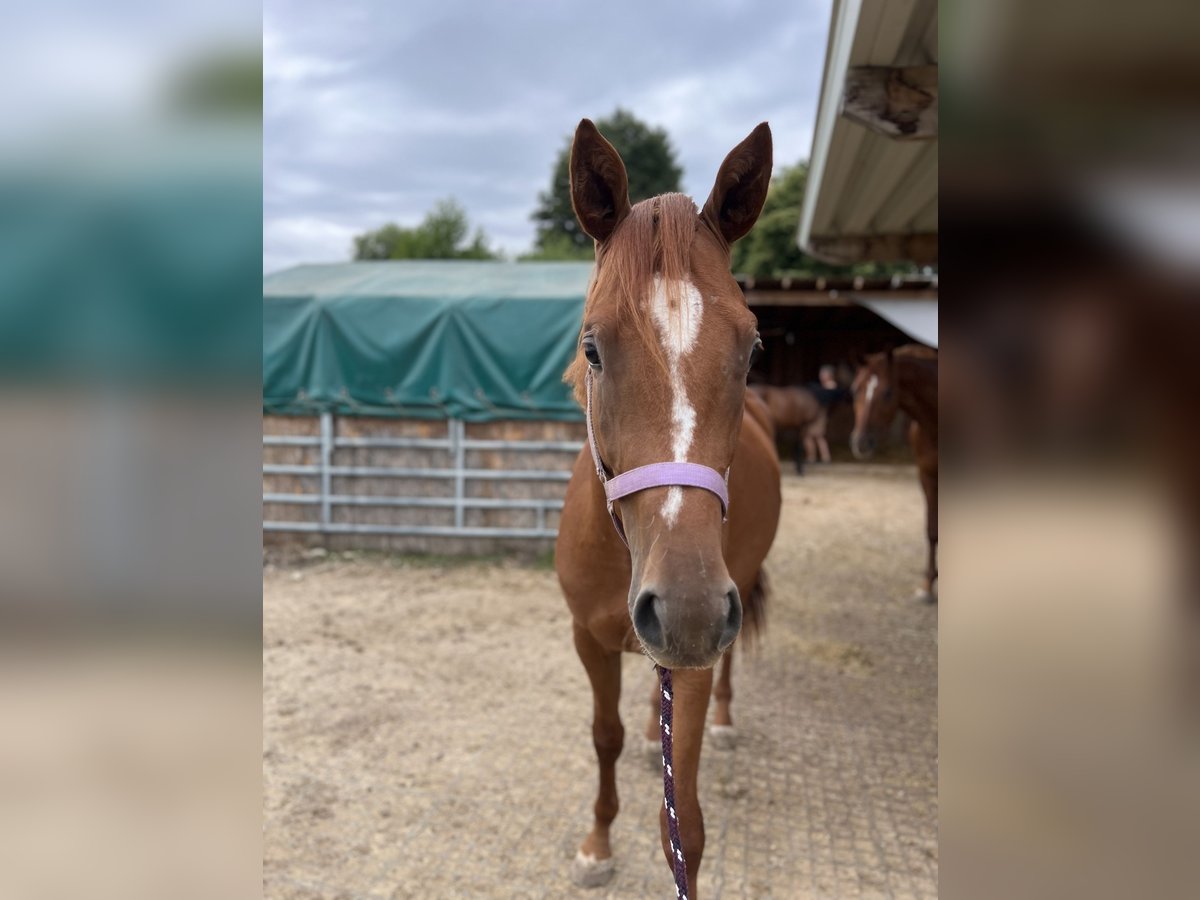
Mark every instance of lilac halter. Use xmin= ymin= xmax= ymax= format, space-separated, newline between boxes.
xmin=585 ymin=368 xmax=729 ymax=546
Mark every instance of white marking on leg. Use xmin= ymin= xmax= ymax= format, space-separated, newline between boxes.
xmin=650 ymin=276 xmax=703 ymax=527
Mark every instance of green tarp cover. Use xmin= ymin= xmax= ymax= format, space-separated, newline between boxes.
xmin=264 ymin=261 xmax=593 ymax=420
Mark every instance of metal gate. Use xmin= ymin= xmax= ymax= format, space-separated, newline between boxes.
xmin=263 ymin=413 xmax=584 ymax=539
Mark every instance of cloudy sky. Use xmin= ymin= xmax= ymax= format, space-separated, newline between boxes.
xmin=264 ymin=0 xmax=833 ymax=273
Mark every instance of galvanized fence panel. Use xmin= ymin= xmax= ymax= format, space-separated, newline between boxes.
xmin=263 ymin=414 xmax=584 ymax=539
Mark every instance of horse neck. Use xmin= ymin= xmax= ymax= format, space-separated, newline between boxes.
xmin=895 ymin=355 xmax=938 ymax=436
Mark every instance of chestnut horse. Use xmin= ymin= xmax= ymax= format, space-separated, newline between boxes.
xmin=748 ymin=383 xmax=826 ymax=473
xmin=555 ymin=119 xmax=781 ymax=894
xmin=850 ymin=344 xmax=938 ymax=601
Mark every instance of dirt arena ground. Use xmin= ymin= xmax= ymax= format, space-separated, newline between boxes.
xmin=264 ymin=466 xmax=938 ymax=899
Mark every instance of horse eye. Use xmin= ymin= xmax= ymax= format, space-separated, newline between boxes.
xmin=583 ymin=335 xmax=601 ymax=369
xmin=748 ymin=336 xmax=764 ymax=369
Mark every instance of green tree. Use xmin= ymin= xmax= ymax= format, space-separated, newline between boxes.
xmin=353 ymin=199 xmax=498 ymax=261
xmin=518 ymin=231 xmax=594 ymax=262
xmin=731 ymin=162 xmax=915 ymax=278
xmin=527 ymin=109 xmax=684 ymax=260
xmin=170 ymin=47 xmax=262 ymax=117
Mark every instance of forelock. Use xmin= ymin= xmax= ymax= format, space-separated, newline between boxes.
xmin=564 ymin=193 xmax=700 ymax=403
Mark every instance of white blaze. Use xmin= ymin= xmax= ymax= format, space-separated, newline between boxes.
xmin=865 ymin=374 xmax=879 ymax=406
xmin=649 ymin=275 xmax=703 ymax=527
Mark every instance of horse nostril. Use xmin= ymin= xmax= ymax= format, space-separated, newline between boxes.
xmin=633 ymin=589 xmax=665 ymax=650
xmin=718 ymin=586 xmax=742 ymax=652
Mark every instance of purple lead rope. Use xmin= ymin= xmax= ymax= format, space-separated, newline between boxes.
xmin=657 ymin=665 xmax=689 ymax=900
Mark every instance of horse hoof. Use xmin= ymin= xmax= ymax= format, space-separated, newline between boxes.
xmin=913 ymin=587 xmax=937 ymax=604
xmin=709 ymin=724 xmax=737 ymax=750
xmin=642 ymin=737 xmax=662 ymax=770
xmin=571 ymin=851 xmax=616 ymax=888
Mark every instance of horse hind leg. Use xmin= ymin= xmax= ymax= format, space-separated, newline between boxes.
xmin=920 ymin=530 xmax=938 ymax=603
xmin=709 ymin=650 xmax=737 ymax=750
xmin=714 ymin=567 xmax=768 ymax=749
xmin=570 ymin=623 xmax=623 ymax=888
xmin=915 ymin=463 xmax=938 ymax=604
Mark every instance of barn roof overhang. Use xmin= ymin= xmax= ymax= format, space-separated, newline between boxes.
xmin=737 ymin=273 xmax=938 ymax=347
xmin=736 ymin=273 xmax=937 ymax=308
xmin=797 ymin=0 xmax=939 ymax=265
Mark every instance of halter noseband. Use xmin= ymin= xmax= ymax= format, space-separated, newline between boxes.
xmin=584 ymin=367 xmax=729 ymax=546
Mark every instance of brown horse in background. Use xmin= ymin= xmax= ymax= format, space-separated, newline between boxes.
xmin=748 ymin=383 xmax=826 ymax=473
xmin=555 ymin=120 xmax=781 ymax=894
xmin=851 ymin=344 xmax=938 ymax=602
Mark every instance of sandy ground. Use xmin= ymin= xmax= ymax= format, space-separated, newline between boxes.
xmin=264 ymin=466 xmax=937 ymax=899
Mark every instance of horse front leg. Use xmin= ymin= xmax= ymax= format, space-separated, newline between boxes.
xmin=708 ymin=650 xmax=737 ymax=750
xmin=642 ymin=675 xmax=664 ymax=769
xmin=570 ymin=622 xmax=623 ymax=888
xmin=657 ymin=666 xmax=714 ymax=897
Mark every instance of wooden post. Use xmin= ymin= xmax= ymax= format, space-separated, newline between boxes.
xmin=319 ymin=411 xmax=333 ymax=531
xmin=452 ymin=419 xmax=465 ymax=529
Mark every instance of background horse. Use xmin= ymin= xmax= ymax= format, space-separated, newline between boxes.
xmin=748 ymin=383 xmax=826 ymax=473
xmin=555 ymin=119 xmax=781 ymax=894
xmin=850 ymin=344 xmax=938 ymax=601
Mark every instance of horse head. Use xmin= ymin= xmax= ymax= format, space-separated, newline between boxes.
xmin=850 ymin=350 xmax=899 ymax=459
xmin=564 ymin=118 xmax=772 ymax=668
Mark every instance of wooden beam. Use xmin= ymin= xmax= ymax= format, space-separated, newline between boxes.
xmin=743 ymin=290 xmax=853 ymax=308
xmin=841 ymin=65 xmax=938 ymax=140
xmin=805 ymin=233 xmax=939 ymax=266
xmin=743 ymin=288 xmax=937 ymax=308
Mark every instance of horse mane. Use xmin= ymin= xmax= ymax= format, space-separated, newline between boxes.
xmin=564 ymin=193 xmax=699 ymax=405
xmin=892 ymin=344 xmax=939 ymax=391
xmin=894 ymin=344 xmax=937 ymax=363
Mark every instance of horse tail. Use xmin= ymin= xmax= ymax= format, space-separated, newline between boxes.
xmin=740 ymin=567 xmax=769 ymax=649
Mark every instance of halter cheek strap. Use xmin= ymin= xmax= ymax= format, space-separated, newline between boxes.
xmin=585 ymin=367 xmax=729 ymax=546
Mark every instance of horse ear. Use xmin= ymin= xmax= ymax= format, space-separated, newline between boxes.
xmin=570 ymin=119 xmax=631 ymax=243
xmin=703 ymin=122 xmax=773 ymax=246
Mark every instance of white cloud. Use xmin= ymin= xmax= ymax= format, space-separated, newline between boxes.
xmin=264 ymin=216 xmax=359 ymax=273
xmin=264 ymin=0 xmax=834 ymax=270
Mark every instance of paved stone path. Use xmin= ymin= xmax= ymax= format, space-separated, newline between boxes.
xmin=264 ymin=466 xmax=937 ymax=898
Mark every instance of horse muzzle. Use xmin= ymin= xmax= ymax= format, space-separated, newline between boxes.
xmin=851 ymin=431 xmax=877 ymax=460
xmin=630 ymin=579 xmax=741 ymax=669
